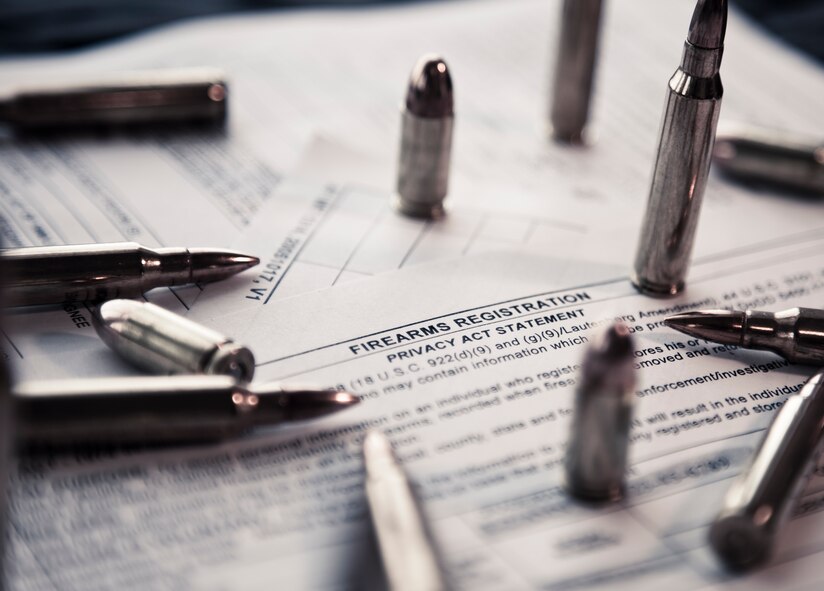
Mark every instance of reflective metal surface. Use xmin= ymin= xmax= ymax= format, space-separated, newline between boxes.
xmin=0 ymin=67 xmax=227 ymax=129
xmin=632 ymin=0 xmax=726 ymax=297
xmin=709 ymin=370 xmax=824 ymax=571
xmin=549 ymin=0 xmax=603 ymax=144
xmin=2 ymin=242 xmax=259 ymax=307
xmin=564 ymin=322 xmax=636 ymax=502
xmin=687 ymin=0 xmax=728 ymax=49
xmin=395 ymin=55 xmax=454 ymax=220
xmin=94 ymin=299 xmax=255 ymax=380
xmin=0 ymin=245 xmax=11 ymax=589
xmin=713 ymin=124 xmax=824 ymax=195
xmin=364 ymin=431 xmax=450 ymax=591
xmin=15 ymin=375 xmax=359 ymax=445
xmin=0 ymin=354 xmax=8 ymax=590
xmin=666 ymin=307 xmax=824 ymax=365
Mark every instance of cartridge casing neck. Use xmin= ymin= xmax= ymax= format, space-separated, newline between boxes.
xmin=146 ymin=247 xmax=192 ymax=288
xmin=680 ymin=42 xmax=723 ymax=78
xmin=745 ymin=308 xmax=824 ymax=364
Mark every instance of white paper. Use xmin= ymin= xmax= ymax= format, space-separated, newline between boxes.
xmin=4 ymin=0 xmax=824 ymax=377
xmin=10 ymin=231 xmax=824 ymax=590
xmin=1 ymin=0 xmax=822 ymax=211
xmin=185 ymin=173 xmax=593 ymax=326
xmin=0 ymin=127 xmax=315 ymax=379
xmin=4 ymin=0 xmax=824 ymax=587
xmin=187 ymin=157 xmax=824 ymax=332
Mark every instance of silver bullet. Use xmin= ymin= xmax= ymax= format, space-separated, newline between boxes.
xmin=2 ymin=241 xmax=259 ymax=307
xmin=0 ymin=67 xmax=227 ymax=130
xmin=364 ymin=431 xmax=450 ymax=591
xmin=564 ymin=322 xmax=636 ymax=502
xmin=15 ymin=375 xmax=359 ymax=445
xmin=549 ymin=0 xmax=604 ymax=144
xmin=709 ymin=370 xmax=824 ymax=571
xmin=665 ymin=307 xmax=824 ymax=365
xmin=632 ymin=0 xmax=727 ymax=297
xmin=0 ymin=249 xmax=11 ymax=586
xmin=395 ymin=54 xmax=454 ymax=219
xmin=713 ymin=123 xmax=824 ymax=195
xmin=93 ymin=299 xmax=255 ymax=380
xmin=0 ymin=346 xmax=10 ymax=590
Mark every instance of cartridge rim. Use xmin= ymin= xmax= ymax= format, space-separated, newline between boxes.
xmin=205 ymin=344 xmax=256 ymax=381
xmin=630 ymin=273 xmax=684 ymax=298
xmin=708 ymin=513 xmax=771 ymax=572
xmin=561 ymin=469 xmax=625 ymax=504
xmin=392 ymin=194 xmax=446 ymax=220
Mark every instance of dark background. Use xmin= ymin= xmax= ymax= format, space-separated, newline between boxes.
xmin=0 ymin=0 xmax=822 ymax=64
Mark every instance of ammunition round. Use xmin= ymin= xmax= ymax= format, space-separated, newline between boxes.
xmin=564 ymin=322 xmax=636 ymax=502
xmin=395 ymin=55 xmax=454 ymax=219
xmin=709 ymin=371 xmax=824 ymax=571
xmin=93 ymin=299 xmax=255 ymax=380
xmin=632 ymin=1 xmax=726 ymax=297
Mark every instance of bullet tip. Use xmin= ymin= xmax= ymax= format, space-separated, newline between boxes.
xmin=596 ymin=322 xmax=634 ymax=360
xmin=332 ymin=389 xmax=360 ymax=407
xmin=92 ymin=298 xmax=141 ymax=346
xmin=260 ymin=385 xmax=359 ymax=422
xmin=687 ymin=0 xmax=728 ymax=50
xmin=363 ymin=430 xmax=397 ymax=476
xmin=95 ymin=298 xmax=138 ymax=326
xmin=364 ymin=429 xmax=392 ymax=454
xmin=579 ymin=322 xmax=635 ymax=394
xmin=406 ymin=54 xmax=454 ymax=118
xmin=664 ymin=315 xmax=687 ymax=330
xmin=189 ymin=248 xmax=260 ymax=284
xmin=665 ymin=309 xmax=745 ymax=344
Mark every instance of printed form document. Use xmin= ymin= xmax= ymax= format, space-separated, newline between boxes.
xmin=2 ymin=0 xmax=824 ymax=374
xmin=2 ymin=0 xmax=824 ymax=589
xmin=9 ymin=230 xmax=824 ymax=590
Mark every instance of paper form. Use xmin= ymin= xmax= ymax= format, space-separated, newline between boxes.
xmin=0 ymin=162 xmax=586 ymax=380
xmin=2 ymin=1 xmax=824 ymax=585
xmin=184 ymin=175 xmax=590 ymax=324
xmin=3 ymin=0 xmax=824 ymax=373
xmin=1 ymin=0 xmax=822 ymax=212
xmin=10 ymin=232 xmax=824 ymax=590
xmin=0 ymin=129 xmax=299 ymax=380
xmin=186 ymin=142 xmax=824 ymax=330
xmin=0 ymin=131 xmax=277 ymax=250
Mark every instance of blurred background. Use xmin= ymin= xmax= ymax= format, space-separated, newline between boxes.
xmin=0 ymin=0 xmax=822 ymax=64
